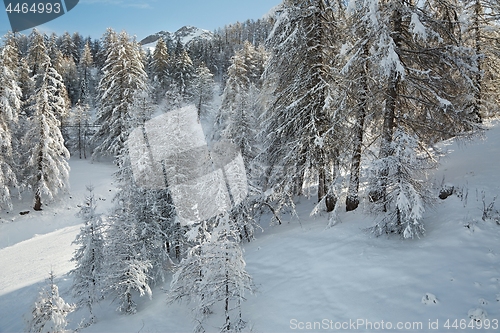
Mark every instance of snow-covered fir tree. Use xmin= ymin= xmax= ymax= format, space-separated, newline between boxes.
xmin=0 ymin=32 xmax=22 ymax=210
xmin=217 ymin=42 xmax=267 ymax=166
xmin=171 ymin=41 xmax=196 ymax=99
xmin=460 ymin=0 xmax=500 ymax=117
xmin=104 ymin=194 xmax=153 ymax=314
xmin=70 ymin=186 xmax=105 ymax=325
xmin=191 ymin=63 xmax=214 ymax=119
xmin=262 ymin=0 xmax=344 ymax=213
xmin=337 ymin=2 xmax=371 ymax=212
xmin=72 ymin=32 xmax=84 ymax=62
xmin=23 ymin=31 xmax=70 ymax=211
xmin=103 ymin=120 xmax=178 ymax=312
xmin=168 ymin=216 xmax=253 ymax=333
xmin=27 ymin=29 xmax=47 ymax=77
xmin=92 ymin=31 xmax=148 ymax=160
xmin=150 ymin=37 xmax=170 ymax=101
xmin=368 ymin=129 xmax=434 ymax=239
xmin=68 ymin=100 xmax=91 ymax=159
xmin=78 ymin=42 xmax=94 ymax=107
xmin=127 ymin=91 xmax=178 ymax=284
xmin=59 ymin=54 xmax=79 ymax=106
xmin=26 ymin=271 xmax=76 ymax=333
xmin=342 ymin=0 xmax=482 ymax=236
xmin=43 ymin=40 xmax=71 ymax=134
xmin=60 ymin=31 xmax=79 ymax=64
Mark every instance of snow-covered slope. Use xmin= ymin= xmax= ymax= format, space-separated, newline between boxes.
xmin=140 ymin=26 xmax=214 ymax=51
xmin=1 ymin=120 xmax=500 ymax=333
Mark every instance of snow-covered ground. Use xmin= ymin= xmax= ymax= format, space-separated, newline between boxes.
xmin=1 ymin=120 xmax=500 ymax=333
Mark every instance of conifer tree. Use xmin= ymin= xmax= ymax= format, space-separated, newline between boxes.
xmin=217 ymin=43 xmax=267 ymax=167
xmin=23 ymin=32 xmax=70 ymax=211
xmin=78 ymin=42 xmax=94 ymax=106
xmin=92 ymin=31 xmax=148 ymax=160
xmin=0 ymin=32 xmax=22 ymax=209
xmin=460 ymin=0 xmax=500 ymax=117
xmin=27 ymin=29 xmax=46 ymax=77
xmin=168 ymin=217 xmax=253 ymax=333
xmin=151 ymin=37 xmax=170 ymax=98
xmin=60 ymin=31 xmax=78 ymax=63
xmin=368 ymin=129 xmax=433 ymax=238
xmin=104 ymin=172 xmax=153 ymax=314
xmin=26 ymin=271 xmax=76 ymax=333
xmin=191 ymin=63 xmax=214 ymax=118
xmin=70 ymin=186 xmax=105 ymax=324
xmin=262 ymin=0 xmax=343 ymax=213
xmin=343 ymin=0 xmax=482 ymax=236
xmin=338 ymin=3 xmax=371 ymax=212
xmin=172 ymin=45 xmax=195 ymax=99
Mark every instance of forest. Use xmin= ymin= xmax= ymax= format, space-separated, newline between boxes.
xmin=0 ymin=0 xmax=499 ymax=332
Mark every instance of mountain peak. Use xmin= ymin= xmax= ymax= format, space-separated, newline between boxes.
xmin=140 ymin=26 xmax=214 ymax=49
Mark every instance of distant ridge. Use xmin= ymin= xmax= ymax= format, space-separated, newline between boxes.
xmin=140 ymin=26 xmax=214 ymax=49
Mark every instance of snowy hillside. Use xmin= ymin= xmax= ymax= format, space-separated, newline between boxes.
xmin=140 ymin=26 xmax=214 ymax=50
xmin=1 ymin=120 xmax=499 ymax=332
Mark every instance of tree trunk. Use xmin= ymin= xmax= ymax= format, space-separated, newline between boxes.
xmin=377 ymin=8 xmax=403 ymax=212
xmin=34 ymin=137 xmax=44 ymax=211
xmin=34 ymin=190 xmax=42 ymax=211
xmin=78 ymin=121 xmax=82 ymax=159
xmin=318 ymin=167 xmax=327 ymax=205
xmin=473 ymin=0 xmax=483 ymax=123
xmin=346 ymin=44 xmax=368 ymax=212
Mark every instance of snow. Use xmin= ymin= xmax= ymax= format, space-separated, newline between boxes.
xmin=410 ymin=12 xmax=427 ymax=41
xmin=1 ymin=120 xmax=500 ymax=332
xmin=141 ymin=26 xmax=214 ymax=52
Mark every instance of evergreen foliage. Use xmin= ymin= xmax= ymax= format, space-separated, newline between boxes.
xmin=70 ymin=186 xmax=105 ymax=324
xmin=26 ymin=271 xmax=76 ymax=333
xmin=23 ymin=30 xmax=70 ymax=211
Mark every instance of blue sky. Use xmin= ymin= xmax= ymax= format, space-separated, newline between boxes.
xmin=1 ymin=0 xmax=281 ymax=39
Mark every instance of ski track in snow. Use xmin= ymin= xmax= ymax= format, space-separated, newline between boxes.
xmin=0 ymin=225 xmax=79 ymax=296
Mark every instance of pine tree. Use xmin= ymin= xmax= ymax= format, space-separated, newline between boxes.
xmin=345 ymin=0 xmax=482 ymax=236
xmin=338 ymin=3 xmax=371 ymax=212
xmin=368 ymin=129 xmax=433 ymax=238
xmin=70 ymin=186 xmax=105 ymax=324
xmin=92 ymin=31 xmax=148 ymax=160
xmin=26 ymin=271 xmax=76 ymax=333
xmin=0 ymin=32 xmax=22 ymax=210
xmin=18 ymin=57 xmax=34 ymax=116
xmin=151 ymin=37 xmax=170 ymax=98
xmin=168 ymin=217 xmax=253 ymax=333
xmin=78 ymin=42 xmax=95 ymax=107
xmin=104 ymin=192 xmax=153 ymax=314
xmin=23 ymin=33 xmax=70 ymax=211
xmin=60 ymin=55 xmax=79 ymax=106
xmin=72 ymin=32 xmax=84 ymax=63
xmin=127 ymin=91 xmax=176 ymax=284
xmin=60 ymin=31 xmax=78 ymax=64
xmin=216 ymin=43 xmax=268 ymax=167
xmin=262 ymin=0 xmax=343 ymax=213
xmin=191 ymin=63 xmax=214 ymax=119
xmin=460 ymin=0 xmax=500 ymax=117
xmin=172 ymin=46 xmax=195 ymax=99
xmin=27 ymin=29 xmax=46 ymax=77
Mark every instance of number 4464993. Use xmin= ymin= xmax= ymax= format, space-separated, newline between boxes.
xmin=5 ymin=3 xmax=61 ymax=14
xmin=444 ymin=319 xmax=499 ymax=330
